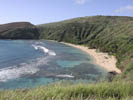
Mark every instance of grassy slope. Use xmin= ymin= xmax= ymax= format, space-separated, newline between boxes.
xmin=38 ymin=16 xmax=133 ymax=81
xmin=0 ymin=81 xmax=133 ymax=100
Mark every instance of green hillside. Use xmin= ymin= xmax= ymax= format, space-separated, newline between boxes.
xmin=0 ymin=22 xmax=39 ymax=39
xmin=38 ymin=16 xmax=133 ymax=80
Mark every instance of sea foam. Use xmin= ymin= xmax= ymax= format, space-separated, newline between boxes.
xmin=0 ymin=56 xmax=50 ymax=82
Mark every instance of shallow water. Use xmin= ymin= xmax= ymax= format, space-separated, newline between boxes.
xmin=0 ymin=40 xmax=108 ymax=89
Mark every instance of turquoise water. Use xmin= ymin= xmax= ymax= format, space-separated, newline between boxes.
xmin=0 ymin=40 xmax=108 ymax=89
xmin=56 ymin=60 xmax=84 ymax=68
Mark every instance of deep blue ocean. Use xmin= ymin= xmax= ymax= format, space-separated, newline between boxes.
xmin=0 ymin=40 xmax=108 ymax=89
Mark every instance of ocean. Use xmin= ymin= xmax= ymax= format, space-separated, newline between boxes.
xmin=0 ymin=40 xmax=108 ymax=89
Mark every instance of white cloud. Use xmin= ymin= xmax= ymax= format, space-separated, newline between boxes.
xmin=74 ymin=0 xmax=88 ymax=5
xmin=115 ymin=5 xmax=133 ymax=13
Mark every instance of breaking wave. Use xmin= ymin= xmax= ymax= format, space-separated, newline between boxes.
xmin=32 ymin=44 xmax=56 ymax=56
xmin=55 ymin=74 xmax=74 ymax=78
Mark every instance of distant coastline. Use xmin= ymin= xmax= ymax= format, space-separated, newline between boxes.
xmin=61 ymin=42 xmax=121 ymax=74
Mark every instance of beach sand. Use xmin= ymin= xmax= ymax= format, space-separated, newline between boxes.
xmin=62 ymin=42 xmax=121 ymax=74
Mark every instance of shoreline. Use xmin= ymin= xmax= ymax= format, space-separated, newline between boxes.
xmin=61 ymin=42 xmax=121 ymax=74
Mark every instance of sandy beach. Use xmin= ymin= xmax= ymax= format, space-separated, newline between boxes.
xmin=62 ymin=42 xmax=121 ymax=74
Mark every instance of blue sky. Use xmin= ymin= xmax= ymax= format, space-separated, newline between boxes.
xmin=0 ymin=0 xmax=133 ymax=24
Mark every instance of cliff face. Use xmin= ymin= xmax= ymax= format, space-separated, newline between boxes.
xmin=0 ymin=22 xmax=40 ymax=39
xmin=38 ymin=16 xmax=133 ymax=80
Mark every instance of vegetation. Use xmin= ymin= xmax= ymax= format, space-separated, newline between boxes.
xmin=0 ymin=16 xmax=133 ymax=100
xmin=0 ymin=81 xmax=132 ymax=100
xmin=0 ymin=22 xmax=40 ymax=39
xmin=38 ymin=16 xmax=133 ymax=81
